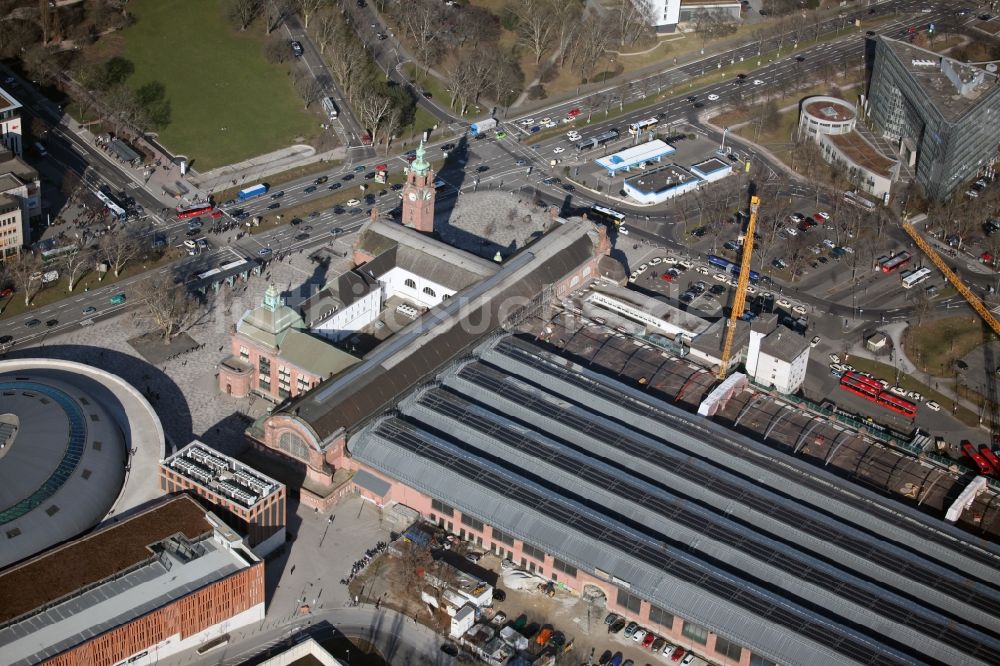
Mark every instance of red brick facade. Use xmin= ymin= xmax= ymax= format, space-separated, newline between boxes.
xmin=42 ymin=563 xmax=264 ymax=666
xmin=219 ymin=333 xmax=322 ymax=401
xmin=158 ymin=469 xmax=287 ymax=549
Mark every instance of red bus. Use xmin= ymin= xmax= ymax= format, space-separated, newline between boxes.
xmin=840 ymin=373 xmax=879 ymax=400
xmin=845 ymin=371 xmax=883 ymax=393
xmin=876 ymin=392 xmax=917 ymax=418
xmin=963 ymin=441 xmax=996 ymax=475
xmin=176 ymin=204 xmax=213 ymax=220
xmin=981 ymin=446 xmax=1000 ymax=474
xmin=880 ymin=252 xmax=912 ymax=274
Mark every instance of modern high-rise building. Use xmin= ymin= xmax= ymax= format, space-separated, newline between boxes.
xmin=864 ymin=35 xmax=1000 ymax=201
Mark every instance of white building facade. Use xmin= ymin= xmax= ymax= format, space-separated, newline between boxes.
xmin=378 ymin=266 xmax=456 ymax=309
xmin=746 ymin=317 xmax=810 ymax=394
xmin=0 ymin=86 xmax=23 ymax=156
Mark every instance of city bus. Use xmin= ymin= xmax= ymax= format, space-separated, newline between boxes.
xmin=176 ymin=204 xmax=213 ymax=221
xmin=589 ymin=205 xmax=626 ymax=226
xmin=877 ymin=392 xmax=917 ymax=418
xmin=901 ymin=266 xmax=931 ymax=288
xmin=840 ymin=372 xmax=880 ymax=400
xmin=707 ymin=254 xmax=761 ymax=283
xmin=880 ymin=251 xmax=911 ymax=274
xmin=94 ymin=189 xmax=127 ymax=221
xmin=628 ymin=117 xmax=658 ymax=135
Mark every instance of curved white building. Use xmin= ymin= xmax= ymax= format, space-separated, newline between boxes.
xmin=0 ymin=359 xmax=164 ymax=568
xmin=798 ymin=95 xmax=897 ymax=200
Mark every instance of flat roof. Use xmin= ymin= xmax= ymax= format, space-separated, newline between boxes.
xmin=624 ymin=163 xmax=698 ymax=194
xmin=587 ymin=283 xmax=709 ymax=336
xmin=803 ymin=99 xmax=855 ymax=123
xmin=0 ymin=494 xmax=211 ymax=625
xmin=161 ymin=441 xmax=283 ymax=509
xmin=828 ymin=131 xmax=896 ymax=178
xmin=0 ymin=86 xmax=22 ymax=113
xmin=0 ymin=372 xmax=128 ymax=570
xmin=691 ymin=157 xmax=732 ymax=175
xmin=595 ymin=140 xmax=674 ymax=171
xmin=879 ymin=36 xmax=1000 ymax=122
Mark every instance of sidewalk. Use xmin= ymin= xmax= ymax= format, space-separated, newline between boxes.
xmin=187 ymin=144 xmax=348 ymax=195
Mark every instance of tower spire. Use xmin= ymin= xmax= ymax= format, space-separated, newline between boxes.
xmin=410 ymin=139 xmax=430 ymax=176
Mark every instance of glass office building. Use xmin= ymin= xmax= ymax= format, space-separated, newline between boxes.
xmin=864 ymin=36 xmax=1000 ymax=201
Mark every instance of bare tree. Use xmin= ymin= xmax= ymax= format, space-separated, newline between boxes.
xmin=381 ymin=108 xmax=403 ymax=156
xmin=294 ymin=72 xmax=324 ymax=109
xmin=296 ymin=0 xmax=324 ymax=29
xmin=133 ymin=281 xmax=206 ymax=342
xmin=400 ymin=0 xmax=444 ymax=72
xmin=99 ymin=224 xmax=144 ymax=278
xmin=357 ymin=92 xmax=393 ymax=144
xmin=553 ymin=3 xmax=584 ymax=67
xmin=444 ymin=61 xmax=473 ymax=114
xmin=571 ymin=12 xmax=611 ymax=82
xmin=327 ymin=39 xmax=366 ymax=104
xmin=37 ymin=0 xmax=52 ymax=44
xmin=263 ymin=0 xmax=290 ymax=34
xmin=9 ymin=253 xmax=43 ymax=307
xmin=509 ymin=0 xmax=556 ymax=65
xmin=613 ymin=0 xmax=652 ymax=47
xmin=313 ymin=12 xmax=339 ymax=55
xmin=226 ymin=0 xmax=261 ymax=31
xmin=61 ymin=246 xmax=93 ymax=292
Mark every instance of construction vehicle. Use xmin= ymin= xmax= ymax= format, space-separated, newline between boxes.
xmin=718 ymin=194 xmax=762 ymax=379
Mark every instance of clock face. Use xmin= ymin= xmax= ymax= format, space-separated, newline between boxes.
xmin=408 ymin=191 xmax=417 ymax=201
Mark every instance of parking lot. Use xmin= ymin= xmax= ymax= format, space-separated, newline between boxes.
xmin=620 ymin=250 xmax=812 ymax=324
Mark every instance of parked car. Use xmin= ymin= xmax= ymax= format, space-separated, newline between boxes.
xmin=623 ymin=622 xmax=638 ymax=638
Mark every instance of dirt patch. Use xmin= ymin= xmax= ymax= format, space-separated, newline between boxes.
xmin=128 ymin=330 xmax=199 ymax=365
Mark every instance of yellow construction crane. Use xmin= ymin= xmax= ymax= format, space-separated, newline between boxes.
xmin=718 ymin=194 xmax=761 ymax=379
xmin=901 ymin=221 xmax=1000 ymax=337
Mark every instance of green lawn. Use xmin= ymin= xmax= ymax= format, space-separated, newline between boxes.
xmin=903 ymin=316 xmax=994 ymax=378
xmin=402 ymin=64 xmax=477 ymax=120
xmin=119 ymin=0 xmax=317 ymax=170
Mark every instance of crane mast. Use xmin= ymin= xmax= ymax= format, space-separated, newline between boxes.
xmin=718 ymin=195 xmax=761 ymax=379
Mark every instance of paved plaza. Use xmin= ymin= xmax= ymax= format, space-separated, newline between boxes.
xmin=7 ymin=249 xmax=337 ymax=458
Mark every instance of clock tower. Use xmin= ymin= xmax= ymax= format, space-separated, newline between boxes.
xmin=401 ymin=140 xmax=436 ymax=234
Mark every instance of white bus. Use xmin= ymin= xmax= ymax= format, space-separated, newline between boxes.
xmin=628 ymin=117 xmax=658 ymax=135
xmin=589 ymin=205 xmax=626 ymax=226
xmin=902 ymin=266 xmax=932 ymax=288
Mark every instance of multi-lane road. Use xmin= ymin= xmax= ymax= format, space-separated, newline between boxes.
xmin=0 ymin=0 xmax=976 ymax=350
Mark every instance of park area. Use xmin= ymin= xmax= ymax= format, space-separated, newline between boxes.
xmin=110 ymin=0 xmax=316 ymax=170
